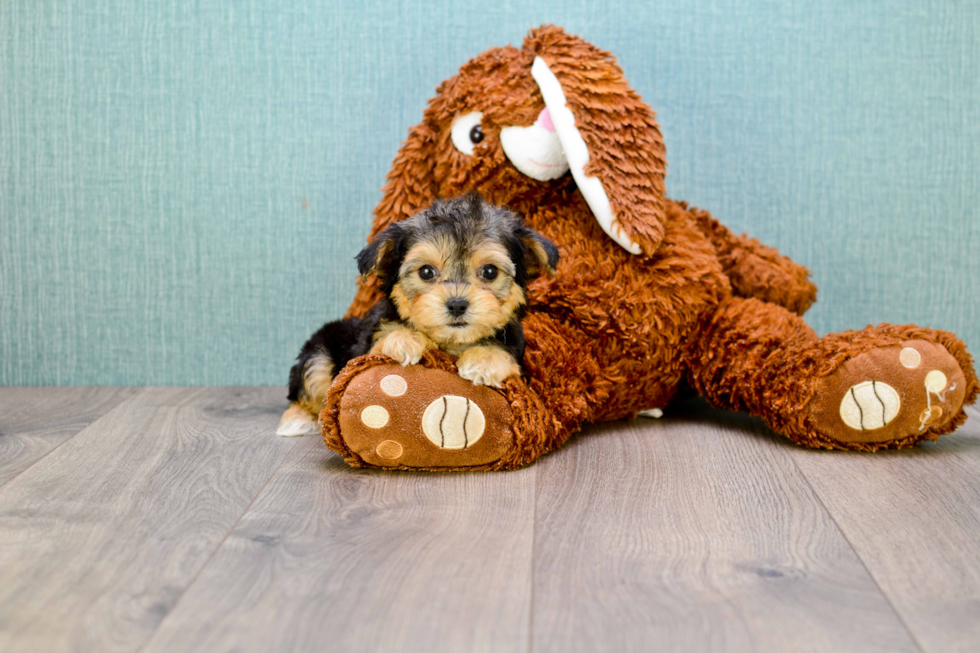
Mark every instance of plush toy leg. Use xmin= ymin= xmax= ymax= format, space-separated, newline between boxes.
xmin=319 ymin=349 xmax=564 ymax=471
xmin=688 ymin=297 xmax=978 ymax=450
xmin=320 ymin=311 xmax=610 ymax=471
xmin=689 ymin=207 xmax=817 ymax=316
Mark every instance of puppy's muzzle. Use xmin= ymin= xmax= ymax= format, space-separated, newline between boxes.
xmin=446 ymin=297 xmax=469 ymax=318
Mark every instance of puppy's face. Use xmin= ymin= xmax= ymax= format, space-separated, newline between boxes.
xmin=393 ymin=233 xmax=522 ymax=347
xmin=358 ymin=194 xmax=558 ymax=347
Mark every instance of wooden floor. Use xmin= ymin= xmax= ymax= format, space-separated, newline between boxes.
xmin=0 ymin=388 xmax=978 ymax=652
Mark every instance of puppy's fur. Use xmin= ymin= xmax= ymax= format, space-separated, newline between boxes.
xmin=276 ymin=193 xmax=559 ymax=436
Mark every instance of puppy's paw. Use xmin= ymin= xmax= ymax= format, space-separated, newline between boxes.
xmin=371 ymin=327 xmax=433 ymax=366
xmin=276 ymin=403 xmax=320 ymax=437
xmin=457 ymin=346 xmax=520 ymax=388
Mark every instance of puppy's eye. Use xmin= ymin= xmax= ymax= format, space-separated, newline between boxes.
xmin=418 ymin=265 xmax=436 ymax=281
xmin=451 ymin=111 xmax=484 ymax=156
xmin=480 ymin=264 xmax=498 ymax=281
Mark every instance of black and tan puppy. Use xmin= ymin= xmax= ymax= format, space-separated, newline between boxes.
xmin=276 ymin=193 xmax=559 ymax=436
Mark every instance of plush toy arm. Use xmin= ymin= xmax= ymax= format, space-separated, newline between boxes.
xmin=686 ymin=203 xmax=817 ymax=316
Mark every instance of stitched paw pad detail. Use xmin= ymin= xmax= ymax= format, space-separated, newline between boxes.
xmin=421 ymin=396 xmax=486 ymax=450
xmin=839 ymin=381 xmax=901 ymax=431
xmin=336 ymin=364 xmax=514 ymax=468
xmin=809 ymin=340 xmax=967 ymax=445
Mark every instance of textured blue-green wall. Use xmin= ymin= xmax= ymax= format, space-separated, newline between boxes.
xmin=2 ymin=1 xmax=978 ymax=385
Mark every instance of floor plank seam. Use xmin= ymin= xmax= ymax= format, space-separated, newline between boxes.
xmin=132 ymin=433 xmax=302 ymax=653
xmin=788 ymin=452 xmax=928 ymax=653
xmin=527 ymin=464 xmax=538 ymax=653
xmin=0 ymin=388 xmax=145 ymax=492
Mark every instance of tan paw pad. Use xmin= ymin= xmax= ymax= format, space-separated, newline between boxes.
xmin=360 ymin=405 xmax=389 ymax=428
xmin=839 ymin=381 xmax=901 ymax=431
xmin=380 ymin=374 xmax=408 ymax=396
xmin=375 ymin=440 xmax=403 ymax=460
xmin=924 ymin=370 xmax=947 ymax=394
xmin=899 ymin=347 xmax=921 ymax=369
xmin=421 ymin=395 xmax=485 ymax=450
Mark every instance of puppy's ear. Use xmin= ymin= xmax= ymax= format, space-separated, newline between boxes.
xmin=518 ymin=227 xmax=560 ymax=279
xmin=355 ymin=224 xmax=406 ymax=286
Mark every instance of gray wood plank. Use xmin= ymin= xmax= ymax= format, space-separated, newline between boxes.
xmin=0 ymin=386 xmax=295 ymax=653
xmin=531 ymin=404 xmax=921 ymax=653
xmin=0 ymin=387 xmax=138 ymax=487
xmin=141 ymin=435 xmax=536 ymax=653
xmin=788 ymin=407 xmax=980 ymax=653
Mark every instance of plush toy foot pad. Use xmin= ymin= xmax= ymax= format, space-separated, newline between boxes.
xmin=335 ymin=363 xmax=515 ymax=469
xmin=808 ymin=340 xmax=967 ymax=445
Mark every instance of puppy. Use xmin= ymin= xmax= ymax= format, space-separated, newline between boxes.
xmin=276 ymin=193 xmax=559 ymax=436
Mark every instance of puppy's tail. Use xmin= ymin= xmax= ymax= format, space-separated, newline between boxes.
xmin=276 ymin=347 xmax=337 ymax=437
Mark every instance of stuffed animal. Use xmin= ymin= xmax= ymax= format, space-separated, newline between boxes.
xmin=317 ymin=25 xmax=977 ymax=471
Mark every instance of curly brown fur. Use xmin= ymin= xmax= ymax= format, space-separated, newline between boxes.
xmin=323 ymin=25 xmax=976 ymax=469
xmin=689 ymin=205 xmax=817 ymax=315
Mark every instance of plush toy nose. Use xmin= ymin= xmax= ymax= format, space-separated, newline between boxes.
xmin=536 ymin=107 xmax=555 ymax=132
xmin=446 ymin=298 xmax=469 ymax=317
xmin=499 ymin=106 xmax=569 ymax=182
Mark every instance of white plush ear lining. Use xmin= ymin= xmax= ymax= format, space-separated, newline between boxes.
xmin=531 ymin=56 xmax=642 ymax=255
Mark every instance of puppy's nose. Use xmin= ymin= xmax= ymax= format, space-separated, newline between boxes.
xmin=446 ymin=298 xmax=469 ymax=317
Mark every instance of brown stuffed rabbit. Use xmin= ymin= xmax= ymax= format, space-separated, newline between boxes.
xmin=313 ymin=25 xmax=976 ymax=471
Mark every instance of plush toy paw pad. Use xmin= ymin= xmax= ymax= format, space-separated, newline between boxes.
xmin=360 ymin=405 xmax=390 ymax=428
xmin=421 ymin=396 xmax=486 ymax=449
xmin=336 ymin=364 xmax=514 ymax=468
xmin=375 ymin=440 xmax=404 ymax=460
xmin=810 ymin=340 xmax=967 ymax=445
xmin=379 ymin=374 xmax=407 ymax=396
xmin=839 ymin=381 xmax=901 ymax=431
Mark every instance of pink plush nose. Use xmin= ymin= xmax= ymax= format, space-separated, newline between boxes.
xmin=536 ymin=107 xmax=556 ymax=133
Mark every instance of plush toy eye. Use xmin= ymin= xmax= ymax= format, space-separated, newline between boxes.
xmin=451 ymin=111 xmax=484 ymax=155
xmin=480 ymin=264 xmax=498 ymax=281
xmin=418 ymin=265 xmax=436 ymax=281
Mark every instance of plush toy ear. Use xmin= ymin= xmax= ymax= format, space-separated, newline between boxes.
xmin=522 ymin=25 xmax=668 ymax=257
xmin=517 ymin=226 xmax=560 ymax=279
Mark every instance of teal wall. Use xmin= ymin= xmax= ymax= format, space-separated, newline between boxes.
xmin=2 ymin=1 xmax=978 ymax=386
